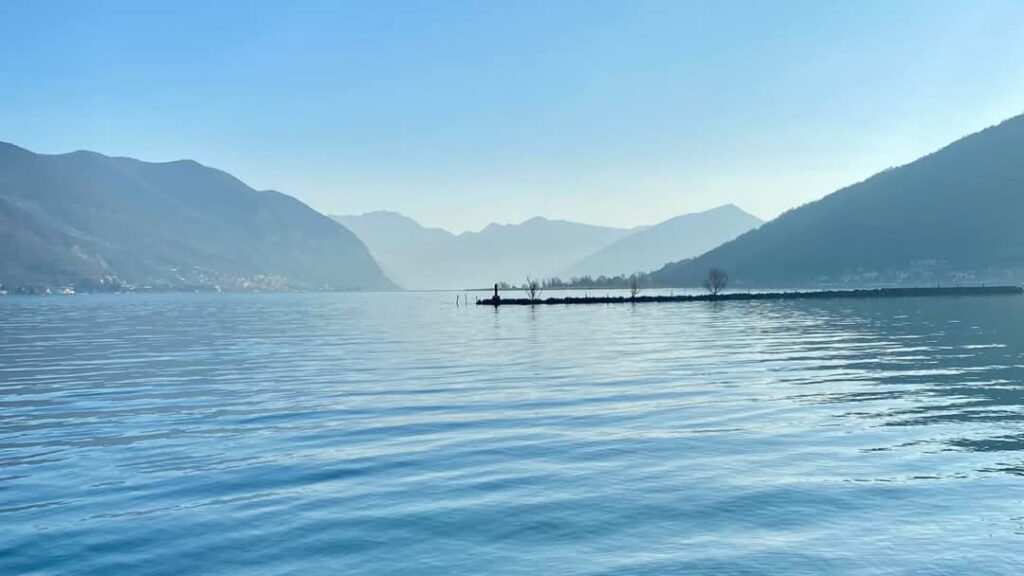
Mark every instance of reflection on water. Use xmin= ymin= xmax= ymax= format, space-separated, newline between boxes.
xmin=2 ymin=292 xmax=1024 ymax=574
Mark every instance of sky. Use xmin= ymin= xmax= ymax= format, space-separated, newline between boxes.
xmin=2 ymin=1 xmax=1024 ymax=233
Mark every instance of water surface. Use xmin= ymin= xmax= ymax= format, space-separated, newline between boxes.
xmin=3 ymin=292 xmax=1024 ymax=574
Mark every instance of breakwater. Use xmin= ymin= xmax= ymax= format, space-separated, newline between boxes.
xmin=477 ymin=285 xmax=1024 ymax=306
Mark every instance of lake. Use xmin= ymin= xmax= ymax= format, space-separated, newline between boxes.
xmin=2 ymin=291 xmax=1024 ymax=574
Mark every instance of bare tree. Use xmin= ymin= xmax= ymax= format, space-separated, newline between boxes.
xmin=523 ymin=276 xmax=542 ymax=301
xmin=629 ymin=275 xmax=641 ymax=300
xmin=703 ymin=267 xmax=728 ymax=297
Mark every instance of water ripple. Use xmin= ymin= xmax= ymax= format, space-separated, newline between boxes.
xmin=2 ymin=292 xmax=1024 ymax=574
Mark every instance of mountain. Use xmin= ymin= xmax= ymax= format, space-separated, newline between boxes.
xmin=0 ymin=143 xmax=393 ymax=291
xmin=563 ymin=204 xmax=762 ymax=278
xmin=333 ymin=212 xmax=637 ymax=289
xmin=332 ymin=211 xmax=455 ymax=287
xmin=649 ymin=115 xmax=1024 ymax=288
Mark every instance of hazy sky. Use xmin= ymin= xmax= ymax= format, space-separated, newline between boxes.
xmin=2 ymin=1 xmax=1024 ymax=232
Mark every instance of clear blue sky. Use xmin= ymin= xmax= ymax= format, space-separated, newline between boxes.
xmin=2 ymin=1 xmax=1023 ymax=232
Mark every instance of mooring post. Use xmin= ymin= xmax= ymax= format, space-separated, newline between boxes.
xmin=493 ymin=283 xmax=500 ymax=307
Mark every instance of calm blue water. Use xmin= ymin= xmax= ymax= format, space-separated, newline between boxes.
xmin=3 ymin=292 xmax=1024 ymax=575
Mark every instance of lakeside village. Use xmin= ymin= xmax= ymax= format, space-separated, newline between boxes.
xmin=0 ymin=270 xmax=297 ymax=296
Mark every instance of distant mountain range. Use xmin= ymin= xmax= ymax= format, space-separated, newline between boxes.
xmin=0 ymin=143 xmax=393 ymax=292
xmin=9 ymin=111 xmax=1020 ymax=294
xmin=650 ymin=114 xmax=1024 ymax=288
xmin=334 ymin=205 xmax=760 ymax=289
xmin=333 ymin=212 xmax=638 ymax=289
xmin=563 ymin=205 xmax=762 ymax=278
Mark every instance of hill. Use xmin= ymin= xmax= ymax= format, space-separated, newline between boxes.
xmin=563 ymin=204 xmax=762 ymax=278
xmin=0 ymin=143 xmax=393 ymax=292
xmin=649 ymin=115 xmax=1024 ymax=288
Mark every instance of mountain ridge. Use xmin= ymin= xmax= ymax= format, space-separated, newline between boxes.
xmin=334 ymin=211 xmax=639 ymax=289
xmin=334 ymin=206 xmax=762 ymax=289
xmin=649 ymin=114 xmax=1024 ymax=288
xmin=563 ymin=204 xmax=763 ymax=278
xmin=0 ymin=142 xmax=394 ymax=292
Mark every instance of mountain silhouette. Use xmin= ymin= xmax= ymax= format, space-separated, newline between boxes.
xmin=0 ymin=143 xmax=393 ymax=291
xmin=649 ymin=115 xmax=1024 ymax=288
xmin=563 ymin=205 xmax=762 ymax=278
xmin=334 ymin=212 xmax=638 ymax=289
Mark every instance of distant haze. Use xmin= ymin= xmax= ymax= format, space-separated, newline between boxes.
xmin=333 ymin=204 xmax=760 ymax=289
xmin=333 ymin=212 xmax=637 ymax=289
